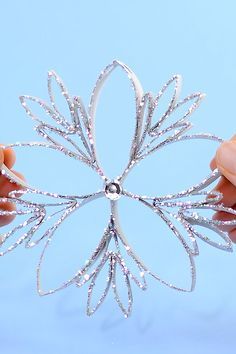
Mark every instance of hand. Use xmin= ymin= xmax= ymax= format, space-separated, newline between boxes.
xmin=210 ymin=135 xmax=236 ymax=242
xmin=0 ymin=147 xmax=25 ymax=226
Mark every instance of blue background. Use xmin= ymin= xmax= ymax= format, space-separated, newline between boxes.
xmin=0 ymin=1 xmax=236 ymax=353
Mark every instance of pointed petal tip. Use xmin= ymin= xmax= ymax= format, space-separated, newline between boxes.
xmin=200 ymin=92 xmax=206 ymax=99
xmin=86 ymin=308 xmax=93 ymax=317
xmin=48 ymin=69 xmax=57 ymax=77
xmin=37 ymin=288 xmax=44 ymax=296
xmin=113 ymin=59 xmax=122 ymax=65
xmin=19 ymin=95 xmax=26 ymax=104
xmin=173 ymin=74 xmax=182 ymax=81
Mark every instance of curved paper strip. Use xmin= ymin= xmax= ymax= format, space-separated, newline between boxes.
xmin=132 ymin=74 xmax=204 ymax=159
xmin=119 ymin=132 xmax=223 ymax=185
xmin=75 ymin=225 xmax=112 ymax=288
xmin=111 ymin=198 xmax=196 ymax=292
xmin=36 ymin=123 xmax=91 ymax=162
xmin=47 ymin=72 xmax=94 ymax=161
xmin=86 ymin=252 xmax=112 ymax=316
xmin=137 ymin=121 xmax=191 ymax=158
xmin=0 ymin=170 xmax=102 ymax=249
xmin=37 ymin=203 xmax=79 ymax=295
xmin=0 ymin=186 xmax=90 ymax=250
xmin=75 ymin=218 xmax=147 ymax=292
xmin=112 ymin=253 xmax=133 ymax=318
xmin=0 ymin=142 xmax=102 ymax=184
xmin=122 ymin=167 xmax=235 ymax=254
xmin=19 ymin=92 xmax=96 ymax=167
xmin=88 ymin=60 xmax=144 ymax=169
xmin=179 ymin=203 xmax=236 ymax=251
xmin=0 ymin=197 xmax=44 ymax=255
xmin=73 ymin=96 xmax=94 ymax=159
xmin=134 ymin=93 xmax=153 ymax=157
xmin=37 ymin=193 xmax=108 ymax=296
xmin=47 ymin=70 xmax=76 ymax=129
xmin=146 ymin=74 xmax=182 ymax=135
xmin=124 ymin=189 xmax=222 ymax=208
xmin=21 ymin=70 xmax=95 ymax=161
xmin=123 ymin=187 xmax=231 ymax=255
xmin=110 ymin=227 xmax=147 ymax=290
xmin=20 ymin=95 xmax=67 ymax=129
xmin=149 ymin=92 xmax=205 ymax=137
xmin=180 ymin=210 xmax=233 ymax=252
xmin=137 ymin=128 xmax=222 ymax=163
xmin=25 ymin=203 xmax=77 ymax=248
xmin=122 ymin=189 xmax=222 ymax=256
xmin=142 ymin=199 xmax=197 ymax=291
xmin=135 ymin=75 xmax=184 ymax=156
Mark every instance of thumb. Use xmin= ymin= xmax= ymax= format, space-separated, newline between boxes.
xmin=215 ymin=139 xmax=236 ymax=186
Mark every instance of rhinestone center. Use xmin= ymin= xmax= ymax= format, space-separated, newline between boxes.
xmin=105 ymin=181 xmax=122 ymax=200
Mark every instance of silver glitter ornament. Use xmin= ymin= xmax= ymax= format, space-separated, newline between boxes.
xmin=0 ymin=60 xmax=235 ymax=318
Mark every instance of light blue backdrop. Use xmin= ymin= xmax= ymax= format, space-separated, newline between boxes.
xmin=0 ymin=1 xmax=236 ymax=354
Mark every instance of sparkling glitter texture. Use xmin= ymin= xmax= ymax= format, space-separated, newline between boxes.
xmin=0 ymin=60 xmax=235 ymax=318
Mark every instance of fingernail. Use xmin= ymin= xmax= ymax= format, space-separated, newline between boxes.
xmin=210 ymin=157 xmax=216 ymax=171
xmin=216 ymin=141 xmax=236 ymax=175
xmin=229 ymin=229 xmax=236 ymax=243
xmin=230 ymin=134 xmax=236 ymax=141
xmin=0 ymin=149 xmax=3 ymax=167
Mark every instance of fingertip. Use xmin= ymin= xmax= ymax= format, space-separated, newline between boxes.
xmin=10 ymin=170 xmax=26 ymax=194
xmin=208 ymin=176 xmax=236 ymax=206
xmin=0 ymin=170 xmax=26 ymax=197
xmin=215 ymin=141 xmax=236 ymax=186
xmin=3 ymin=148 xmax=16 ymax=169
xmin=210 ymin=157 xmax=217 ymax=171
xmin=230 ymin=134 xmax=236 ymax=142
xmin=12 ymin=170 xmax=26 ymax=183
xmin=212 ymin=211 xmax=234 ymax=232
xmin=0 ymin=149 xmax=3 ymax=166
xmin=229 ymin=229 xmax=236 ymax=243
xmin=209 ymin=135 xmax=235 ymax=171
xmin=0 ymin=201 xmax=16 ymax=227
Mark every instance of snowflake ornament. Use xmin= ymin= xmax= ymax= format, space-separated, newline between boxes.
xmin=0 ymin=60 xmax=236 ymax=318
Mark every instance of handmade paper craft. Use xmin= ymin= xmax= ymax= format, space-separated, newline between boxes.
xmin=0 ymin=60 xmax=236 ymax=317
